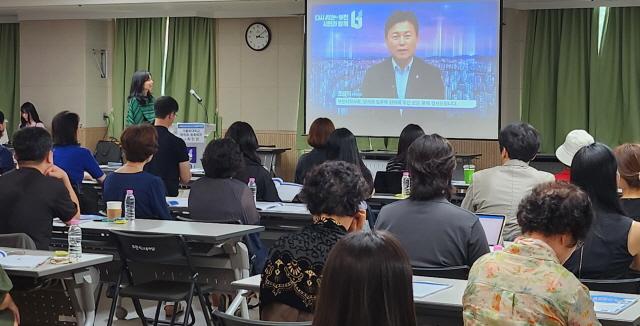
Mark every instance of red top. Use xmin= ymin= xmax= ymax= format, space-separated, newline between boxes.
xmin=555 ymin=168 xmax=571 ymax=182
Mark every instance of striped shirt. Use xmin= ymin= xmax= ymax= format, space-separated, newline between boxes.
xmin=126 ymin=96 xmax=155 ymax=126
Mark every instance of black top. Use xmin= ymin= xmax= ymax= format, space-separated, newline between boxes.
xmin=188 ymin=177 xmax=260 ymax=225
xmin=374 ymin=197 xmax=489 ymax=268
xmin=260 ymin=219 xmax=347 ymax=314
xmin=235 ymin=156 xmax=281 ymax=202
xmin=564 ymin=208 xmax=634 ymax=279
xmin=145 ymin=126 xmax=190 ymax=197
xmin=385 ymin=155 xmax=406 ymax=172
xmin=361 ymin=57 xmax=445 ymax=99
xmin=294 ymin=148 xmax=329 ymax=184
xmin=0 ymin=168 xmax=77 ymax=249
xmin=621 ymin=198 xmax=640 ymax=222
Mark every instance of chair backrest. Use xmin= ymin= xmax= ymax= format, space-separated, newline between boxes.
xmin=0 ymin=233 xmax=37 ymax=250
xmin=273 ymin=180 xmax=303 ymax=203
xmin=373 ymin=171 xmax=403 ymax=194
xmin=213 ymin=310 xmax=312 ymax=326
xmin=413 ymin=265 xmax=470 ymax=280
xmin=109 ymin=230 xmax=192 ymax=267
xmin=580 ymin=278 xmax=640 ymax=294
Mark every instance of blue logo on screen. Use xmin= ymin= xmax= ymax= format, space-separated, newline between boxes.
xmin=351 ymin=10 xmax=363 ymax=29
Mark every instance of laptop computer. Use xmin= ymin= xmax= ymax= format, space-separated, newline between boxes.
xmin=476 ymin=214 xmax=506 ymax=246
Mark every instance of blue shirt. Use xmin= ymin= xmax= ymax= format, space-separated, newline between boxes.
xmin=53 ymin=145 xmax=104 ymax=186
xmin=0 ymin=145 xmax=14 ymax=174
xmin=102 ymin=171 xmax=172 ymax=220
xmin=392 ymin=57 xmax=414 ymax=99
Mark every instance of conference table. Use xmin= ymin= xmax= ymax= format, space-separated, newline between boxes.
xmin=167 ymin=198 xmax=311 ymax=246
xmin=51 ymin=218 xmax=265 ymax=318
xmin=231 ymin=274 xmax=640 ymax=326
xmin=0 ymin=247 xmax=112 ymax=326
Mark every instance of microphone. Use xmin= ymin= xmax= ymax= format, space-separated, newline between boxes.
xmin=189 ymin=89 xmax=203 ymax=103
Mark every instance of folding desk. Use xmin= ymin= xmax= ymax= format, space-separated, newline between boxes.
xmin=1 ymin=247 xmax=112 ymax=326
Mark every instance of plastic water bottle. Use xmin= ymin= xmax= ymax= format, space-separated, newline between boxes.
xmin=68 ymin=223 xmax=82 ymax=262
xmin=248 ymin=178 xmax=257 ymax=202
xmin=124 ymin=189 xmax=136 ymax=221
xmin=401 ymin=172 xmax=411 ymax=197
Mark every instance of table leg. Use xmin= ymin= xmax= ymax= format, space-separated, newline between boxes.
xmin=64 ymin=267 xmax=100 ymax=326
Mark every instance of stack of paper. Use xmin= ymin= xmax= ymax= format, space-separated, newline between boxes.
xmin=0 ymin=255 xmax=49 ymax=269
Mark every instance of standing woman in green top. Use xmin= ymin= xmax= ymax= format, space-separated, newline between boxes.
xmin=126 ymin=71 xmax=155 ymax=125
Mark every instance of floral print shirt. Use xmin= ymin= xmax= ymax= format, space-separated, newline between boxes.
xmin=463 ymin=237 xmax=600 ymax=326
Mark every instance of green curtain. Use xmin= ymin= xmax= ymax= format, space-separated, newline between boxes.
xmin=111 ymin=18 xmax=165 ymax=138
xmin=0 ymin=24 xmax=19 ymax=137
xmin=521 ymin=9 xmax=593 ymax=153
xmin=590 ymin=7 xmax=640 ymax=145
xmin=165 ymin=17 xmax=216 ymax=132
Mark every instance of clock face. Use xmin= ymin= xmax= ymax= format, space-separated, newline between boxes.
xmin=245 ymin=23 xmax=271 ymax=51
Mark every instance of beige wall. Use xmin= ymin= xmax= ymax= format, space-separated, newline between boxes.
xmin=20 ymin=19 xmax=112 ymax=131
xmin=501 ymin=8 xmax=528 ymax=126
xmin=216 ymin=17 xmax=304 ymax=132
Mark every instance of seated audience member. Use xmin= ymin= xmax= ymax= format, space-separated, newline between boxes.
xmin=145 ymin=96 xmax=190 ymax=196
xmin=0 ymin=127 xmax=79 ymax=249
xmin=52 ymin=111 xmax=105 ymax=187
xmin=615 ymin=144 xmax=640 ymax=220
xmin=386 ymin=124 xmax=424 ymax=172
xmin=462 ymin=123 xmax=554 ymax=241
xmin=103 ymin=125 xmax=171 ymax=220
xmin=294 ymin=117 xmax=335 ymax=184
xmin=554 ymin=129 xmax=594 ymax=182
xmin=464 ymin=182 xmax=598 ymax=325
xmin=565 ymin=143 xmax=640 ymax=279
xmin=260 ymin=161 xmax=369 ymax=322
xmin=225 ymin=121 xmax=281 ymax=202
xmin=326 ymin=128 xmax=373 ymax=191
xmin=189 ymin=138 xmax=266 ymax=272
xmin=312 ymin=231 xmax=416 ymax=326
xmin=375 ymin=134 xmax=489 ymax=268
xmin=0 ymin=111 xmax=8 ymax=145
xmin=0 ymin=112 xmax=13 ymax=175
xmin=18 ymin=102 xmax=45 ymax=129
xmin=189 ymin=138 xmax=260 ymax=224
xmin=0 ymin=266 xmax=19 ymax=325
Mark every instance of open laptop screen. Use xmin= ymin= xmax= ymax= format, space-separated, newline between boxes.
xmin=476 ymin=214 xmax=506 ymax=246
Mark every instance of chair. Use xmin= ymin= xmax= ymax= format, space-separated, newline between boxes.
xmin=107 ymin=230 xmax=215 ymax=326
xmin=580 ymin=277 xmax=640 ymax=294
xmin=272 ymin=178 xmax=303 ymax=202
xmin=373 ymin=171 xmax=403 ymax=194
xmin=413 ymin=266 xmax=470 ymax=280
xmin=0 ymin=233 xmax=36 ymax=249
xmin=212 ymin=310 xmax=312 ymax=326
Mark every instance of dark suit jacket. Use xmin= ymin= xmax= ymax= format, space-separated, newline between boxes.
xmin=361 ymin=57 xmax=445 ymax=99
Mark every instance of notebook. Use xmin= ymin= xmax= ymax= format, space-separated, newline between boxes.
xmin=591 ymin=295 xmax=637 ymax=315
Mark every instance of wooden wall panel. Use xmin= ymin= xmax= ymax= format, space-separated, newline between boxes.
xmin=255 ymin=130 xmax=298 ymax=182
xmin=251 ymin=131 xmax=501 ymax=182
xmin=79 ymin=127 xmax=107 ymax=152
xmin=449 ymin=139 xmax=501 ymax=170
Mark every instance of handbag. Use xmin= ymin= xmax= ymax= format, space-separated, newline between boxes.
xmin=94 ymin=138 xmax=122 ymax=165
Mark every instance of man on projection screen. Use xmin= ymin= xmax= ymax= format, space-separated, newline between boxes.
xmin=361 ymin=11 xmax=445 ymax=100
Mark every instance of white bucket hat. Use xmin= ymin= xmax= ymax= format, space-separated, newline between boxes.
xmin=555 ymin=129 xmax=595 ymax=166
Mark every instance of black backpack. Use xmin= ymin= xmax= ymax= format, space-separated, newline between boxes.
xmin=94 ymin=139 xmax=122 ymax=165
